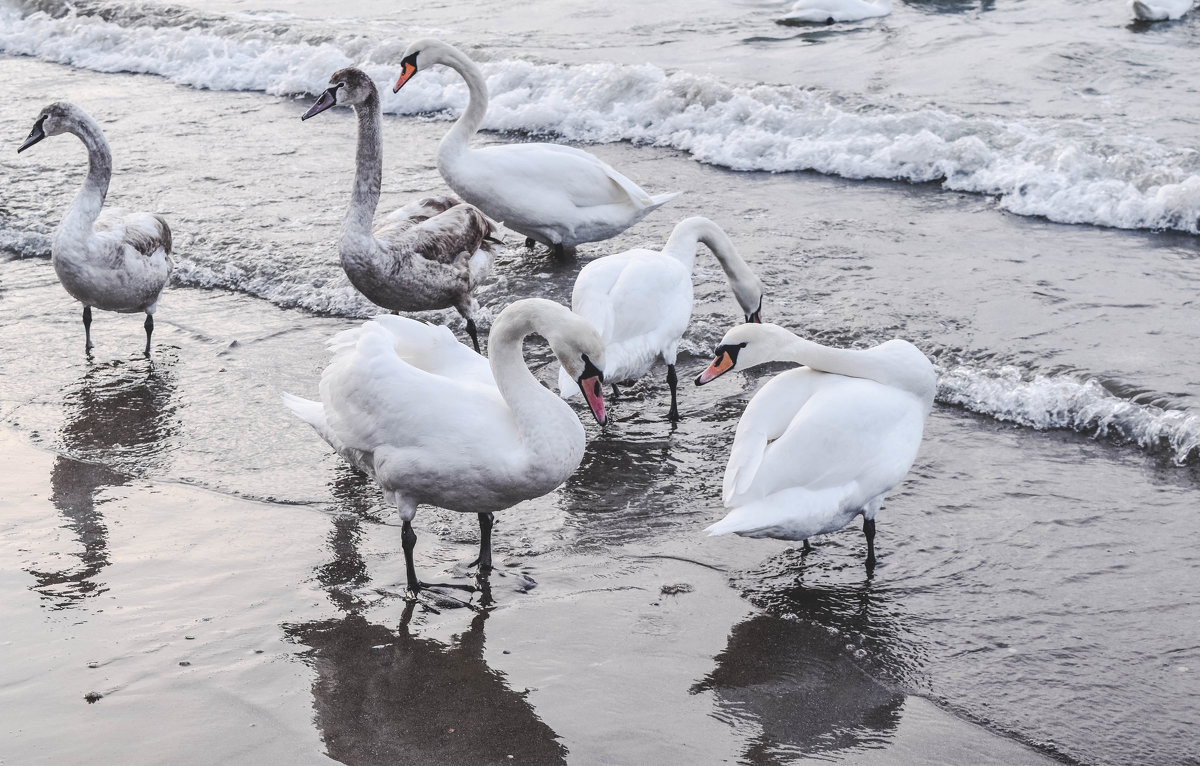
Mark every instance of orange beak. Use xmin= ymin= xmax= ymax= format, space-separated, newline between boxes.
xmin=695 ymin=351 xmax=734 ymax=386
xmin=393 ymin=60 xmax=417 ymax=93
xmin=579 ymin=374 xmax=607 ymax=426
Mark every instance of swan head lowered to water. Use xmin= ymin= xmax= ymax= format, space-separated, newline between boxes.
xmin=282 ymin=298 xmax=607 ymax=596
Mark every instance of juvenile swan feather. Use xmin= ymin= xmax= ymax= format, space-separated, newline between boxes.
xmin=18 ymin=102 xmax=173 ymax=355
xmin=302 ymin=67 xmax=498 ymax=351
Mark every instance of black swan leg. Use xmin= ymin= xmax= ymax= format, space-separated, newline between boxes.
xmin=469 ymin=512 xmax=494 ymax=570
xmin=143 ymin=313 xmax=154 ymax=356
xmin=863 ymin=517 xmax=877 ymax=569
xmin=83 ymin=305 xmax=94 ymax=351
xmin=666 ymin=364 xmax=679 ymax=421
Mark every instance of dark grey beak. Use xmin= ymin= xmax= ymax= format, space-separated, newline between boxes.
xmin=18 ymin=116 xmax=46 ymax=153
xmin=301 ymin=86 xmax=340 ymax=121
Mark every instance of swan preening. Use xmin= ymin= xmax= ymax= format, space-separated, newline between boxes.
xmin=302 ymin=67 xmax=499 ymax=351
xmin=781 ymin=0 xmax=892 ymax=23
xmin=557 ymin=216 xmax=764 ymax=420
xmin=695 ymin=323 xmax=935 ymax=568
xmin=1130 ymin=0 xmax=1193 ymax=20
xmin=392 ymin=38 xmax=680 ymax=257
xmin=18 ymin=102 xmax=173 ymax=355
xmin=283 ymin=298 xmax=607 ymax=594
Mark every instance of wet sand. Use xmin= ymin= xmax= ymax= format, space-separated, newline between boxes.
xmin=0 ymin=275 xmax=1065 ymax=764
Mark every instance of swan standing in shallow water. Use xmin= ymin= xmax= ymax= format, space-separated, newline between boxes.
xmin=18 ymin=102 xmax=172 ymax=355
xmin=1130 ymin=0 xmax=1193 ymax=21
xmin=781 ymin=0 xmax=892 ymax=23
xmin=695 ymin=323 xmax=935 ymax=568
xmin=283 ymin=298 xmax=607 ymax=594
xmin=302 ymin=67 xmax=499 ymax=351
xmin=392 ymin=38 xmax=680 ymax=257
xmin=557 ymin=217 xmax=764 ymax=420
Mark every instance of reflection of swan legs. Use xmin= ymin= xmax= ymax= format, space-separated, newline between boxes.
xmin=863 ymin=518 xmax=876 ymax=569
xmin=525 ymin=237 xmax=536 ymax=249
xmin=611 ymin=383 xmax=620 ymax=399
xmin=143 ymin=313 xmax=154 ymax=356
xmin=83 ymin=305 xmax=94 ymax=351
xmin=469 ymin=512 xmax=495 ymax=571
xmin=666 ymin=364 xmax=679 ymax=421
xmin=802 ymin=539 xmax=812 ymax=553
xmin=466 ymin=319 xmax=480 ymax=353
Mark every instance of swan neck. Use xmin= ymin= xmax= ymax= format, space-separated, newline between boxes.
xmin=664 ymin=217 xmax=760 ymax=313
xmin=488 ymin=303 xmax=573 ymax=443
xmin=438 ymin=48 xmax=488 ymax=158
xmin=61 ymin=116 xmax=112 ymax=235
xmin=343 ymin=95 xmax=382 ymax=243
xmin=777 ymin=335 xmax=879 ymax=378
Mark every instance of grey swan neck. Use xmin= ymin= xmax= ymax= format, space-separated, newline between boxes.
xmin=57 ymin=113 xmax=113 ymax=251
xmin=341 ymin=90 xmax=383 ymax=259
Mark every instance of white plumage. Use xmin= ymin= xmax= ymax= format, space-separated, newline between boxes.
xmin=781 ymin=0 xmax=892 ymax=23
xmin=557 ymin=217 xmax=764 ymax=419
xmin=302 ymin=67 xmax=498 ymax=351
xmin=283 ymin=298 xmax=607 ymax=593
xmin=1130 ymin=0 xmax=1193 ymax=20
xmin=392 ymin=39 xmax=679 ymax=255
xmin=695 ymin=323 xmax=935 ymax=567
xmin=18 ymin=102 xmax=173 ymax=355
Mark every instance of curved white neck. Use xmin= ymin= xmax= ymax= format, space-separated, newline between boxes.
xmin=767 ymin=329 xmax=933 ymax=403
xmin=58 ymin=113 xmax=112 ymax=244
xmin=432 ymin=46 xmax=489 ymax=161
xmin=342 ymin=92 xmax=383 ymax=252
xmin=487 ymin=301 xmax=583 ymax=451
xmin=662 ymin=217 xmax=760 ymax=315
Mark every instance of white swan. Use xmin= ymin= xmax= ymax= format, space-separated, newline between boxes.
xmin=392 ymin=39 xmax=680 ymax=257
xmin=694 ymin=322 xmax=935 ymax=567
xmin=1130 ymin=0 xmax=1193 ymax=20
xmin=18 ymin=102 xmax=172 ymax=355
xmin=781 ymin=0 xmax=892 ymax=23
xmin=556 ymin=217 xmax=764 ymax=420
xmin=283 ymin=298 xmax=607 ymax=593
xmin=301 ymin=67 xmax=499 ymax=351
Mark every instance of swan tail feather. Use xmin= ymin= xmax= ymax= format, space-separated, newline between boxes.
xmin=706 ymin=486 xmax=849 ymax=541
xmin=645 ymin=191 xmax=682 ymax=210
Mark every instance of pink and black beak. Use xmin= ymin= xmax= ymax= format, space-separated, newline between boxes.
xmin=695 ymin=342 xmax=746 ymax=386
xmin=576 ymin=353 xmax=607 ymax=426
xmin=745 ymin=296 xmax=763 ymax=324
xmin=300 ymin=83 xmax=342 ymax=121
xmin=17 ymin=116 xmax=46 ymax=153
xmin=393 ymin=51 xmax=419 ymax=93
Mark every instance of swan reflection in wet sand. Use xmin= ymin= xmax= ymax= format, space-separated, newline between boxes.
xmin=694 ymin=550 xmax=918 ymax=762
xmin=285 ymin=602 xmax=567 ymax=766
xmin=27 ymin=358 xmax=177 ymax=608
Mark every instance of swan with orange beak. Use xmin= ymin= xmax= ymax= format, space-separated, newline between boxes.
xmin=695 ymin=322 xmax=935 ymax=569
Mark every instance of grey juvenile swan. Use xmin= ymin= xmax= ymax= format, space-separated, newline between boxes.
xmin=18 ymin=102 xmax=173 ymax=356
xmin=303 ymin=67 xmax=499 ymax=351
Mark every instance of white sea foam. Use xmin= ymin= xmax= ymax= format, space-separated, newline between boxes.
xmin=3 ymin=2 xmax=1200 ymax=234
xmin=937 ymin=364 xmax=1200 ymax=465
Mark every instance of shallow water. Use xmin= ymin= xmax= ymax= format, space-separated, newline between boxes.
xmin=2 ymin=1 xmax=1200 ymax=764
